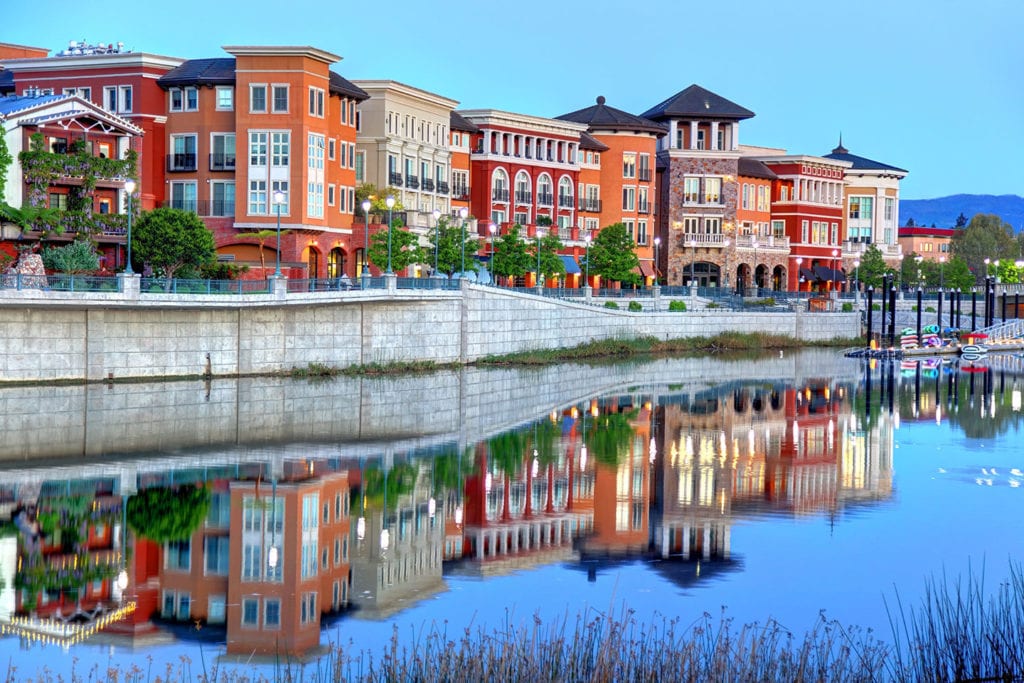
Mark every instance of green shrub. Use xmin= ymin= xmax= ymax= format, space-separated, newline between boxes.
xmin=871 ymin=304 xmax=881 ymax=311
xmin=841 ymin=302 xmax=853 ymax=312
xmin=628 ymin=301 xmax=642 ymax=312
xmin=669 ymin=300 xmax=687 ymax=312
xmin=926 ymin=306 xmax=936 ymax=313
xmin=604 ymin=301 xmax=619 ymax=309
xmin=41 ymin=239 xmax=99 ymax=274
xmin=706 ymin=302 xmax=721 ymax=309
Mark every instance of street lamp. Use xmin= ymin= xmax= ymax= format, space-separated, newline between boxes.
xmin=688 ymin=237 xmax=696 ymax=287
xmin=361 ymin=199 xmax=371 ymax=281
xmin=488 ymin=222 xmax=497 ymax=285
xmin=939 ymin=254 xmax=946 ymax=288
xmin=653 ymin=236 xmax=661 ymax=286
xmin=385 ymin=195 xmax=395 ymax=273
xmin=124 ymin=179 xmax=136 ymax=274
xmin=458 ymin=206 xmax=469 ymax=277
xmin=795 ymin=256 xmax=803 ymax=292
xmin=831 ymin=248 xmax=839 ymax=292
xmin=896 ymin=253 xmax=904 ymax=292
xmin=536 ymin=226 xmax=545 ymax=289
xmin=273 ymin=189 xmax=285 ymax=277
xmin=854 ymin=259 xmax=860 ymax=292
xmin=432 ymin=208 xmax=441 ymax=276
xmin=751 ymin=238 xmax=759 ymax=292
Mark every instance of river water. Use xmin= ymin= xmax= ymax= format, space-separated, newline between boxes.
xmin=0 ymin=349 xmax=1022 ymax=679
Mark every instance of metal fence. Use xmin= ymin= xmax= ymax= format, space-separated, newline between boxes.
xmin=140 ymin=278 xmax=271 ymax=295
xmin=0 ymin=274 xmax=123 ymax=293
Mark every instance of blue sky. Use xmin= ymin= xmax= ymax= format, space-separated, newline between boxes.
xmin=6 ymin=0 xmax=1022 ymax=199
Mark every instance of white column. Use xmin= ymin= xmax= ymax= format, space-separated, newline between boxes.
xmin=475 ymin=531 xmax=484 ymax=559
xmin=681 ymin=524 xmax=691 ymax=559
xmin=710 ymin=121 xmax=720 ymax=151
xmin=689 ymin=121 xmax=699 ymax=150
xmin=702 ymin=525 xmax=711 ymax=559
xmin=511 ymin=527 xmax=520 ymax=552
xmin=732 ymin=122 xmax=739 ymax=150
xmin=668 ymin=120 xmax=678 ymax=149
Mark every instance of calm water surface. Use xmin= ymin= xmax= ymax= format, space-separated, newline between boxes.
xmin=1 ymin=350 xmax=1022 ymax=678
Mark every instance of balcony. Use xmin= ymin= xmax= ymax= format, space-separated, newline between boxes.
xmin=734 ymin=234 xmax=790 ymax=250
xmin=388 ymin=171 xmax=404 ymax=187
xmin=638 ymin=200 xmax=650 ymax=214
xmin=437 ymin=181 xmax=450 ymax=194
xmin=679 ymin=232 xmax=729 ymax=247
xmin=682 ymin=195 xmax=725 ymax=207
xmin=492 ymin=188 xmax=510 ymax=202
xmin=452 ymin=185 xmax=469 ymax=200
xmin=558 ymin=195 xmax=574 ymax=209
xmin=166 ymin=153 xmax=197 ymax=172
xmin=422 ymin=178 xmax=435 ymax=192
xmin=405 ymin=174 xmax=419 ymax=189
xmin=209 ymin=153 xmax=235 ymax=171
xmin=514 ymin=190 xmax=533 ymax=204
xmin=842 ymin=239 xmax=901 ymax=258
xmin=537 ymin=192 xmax=554 ymax=207
xmin=639 ymin=168 xmax=652 ymax=182
xmin=578 ymin=198 xmax=602 ymax=212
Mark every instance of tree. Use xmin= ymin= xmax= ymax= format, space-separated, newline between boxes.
xmin=905 ymin=217 xmax=916 ymax=227
xmin=235 ymin=229 xmax=290 ymax=275
xmin=899 ymin=251 xmax=920 ymax=289
xmin=955 ymin=212 xmax=968 ymax=228
xmin=428 ymin=215 xmax=479 ymax=276
xmin=132 ymin=207 xmax=216 ymax=281
xmin=951 ymin=213 xmax=1017 ymax=283
xmin=367 ymin=220 xmax=425 ymax=274
xmin=944 ymin=255 xmax=974 ymax=291
xmin=857 ymin=244 xmax=891 ymax=290
xmin=491 ymin=224 xmax=531 ymax=284
xmin=0 ymin=131 xmax=11 ymax=199
xmin=532 ymin=231 xmax=565 ymax=283
xmin=127 ymin=485 xmax=211 ymax=542
xmin=586 ymin=223 xmax=640 ymax=286
xmin=41 ymin=240 xmax=100 ymax=274
xmin=355 ymin=184 xmax=405 ymax=214
xmin=0 ymin=203 xmax=59 ymax=236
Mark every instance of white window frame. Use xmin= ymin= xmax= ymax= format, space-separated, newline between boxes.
xmin=309 ymin=86 xmax=325 ymax=117
xmin=250 ymin=84 xmax=267 ymax=113
xmin=215 ymin=86 xmax=233 ymax=111
xmin=271 ymin=84 xmax=289 ymax=113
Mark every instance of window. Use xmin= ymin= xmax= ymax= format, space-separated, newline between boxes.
xmin=104 ymin=86 xmax=118 ymax=112
xmin=328 ymin=185 xmax=335 ymax=206
xmin=62 ymin=86 xmax=91 ymax=101
xmin=638 ymin=153 xmax=651 ymax=180
xmin=271 ymin=132 xmax=290 ymax=166
xmin=355 ymin=151 xmax=365 ymax=182
xmin=884 ymin=197 xmax=895 ymax=222
xmin=300 ymin=592 xmax=317 ymax=625
xmin=309 ymin=87 xmax=325 ymax=117
xmin=321 ymin=547 xmax=329 ymax=570
xmin=772 ymin=220 xmax=785 ymax=237
xmin=849 ymin=196 xmax=873 ymax=219
xmin=48 ymin=193 xmax=67 ymax=210
xmin=272 ymin=85 xmax=288 ymax=113
xmin=169 ymin=134 xmax=197 ymax=171
xmin=757 ymin=185 xmax=768 ymax=212
xmin=165 ymin=539 xmax=191 ymax=572
xmin=334 ymin=537 xmax=342 ymax=565
xmin=250 ymin=85 xmax=267 ymax=113
xmin=717 ymin=128 xmax=725 ymax=151
xmin=161 ymin=591 xmax=191 ymax=620
xmin=272 ymin=181 xmax=289 ymax=213
xmin=638 ymin=186 xmax=649 ymax=213
xmin=183 ymin=86 xmax=198 ymax=111
xmin=622 ymin=153 xmax=636 ymax=179
xmin=703 ymin=178 xmax=721 ymax=204
xmin=216 ymin=86 xmax=233 ymax=110
xmin=705 ymin=217 xmax=722 ymax=234
xmin=208 ymin=596 xmax=226 ymax=624
xmin=204 ymin=536 xmax=230 ymax=575
xmin=637 ymin=219 xmax=648 ymax=245
xmin=328 ymin=139 xmax=335 ymax=160
xmin=264 ymin=598 xmax=281 ymax=629
xmin=211 ymin=181 xmax=235 ymax=217
xmin=169 ymin=88 xmax=183 ymax=111
xmin=335 ymin=493 xmax=343 ymax=521
xmin=623 ymin=219 xmax=635 ymax=241
xmin=119 ymin=85 xmax=132 ymax=113
xmin=801 ymin=220 xmax=809 ymax=243
xmin=211 ymin=133 xmax=235 ymax=170
xmin=742 ymin=183 xmax=750 ymax=210
xmin=242 ymin=597 xmax=259 ymax=627
xmin=683 ymin=177 xmax=700 ymax=203
xmin=302 ymin=493 xmax=319 ymax=579
xmin=249 ymin=180 xmax=267 ymax=215
xmin=696 ymin=129 xmax=705 ymax=150
xmin=170 ymin=181 xmax=197 ymax=213
xmin=622 ymin=186 xmax=635 ymax=211
xmin=250 ymin=132 xmax=267 ymax=166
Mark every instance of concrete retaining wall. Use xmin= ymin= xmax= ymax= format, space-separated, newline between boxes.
xmin=0 ymin=283 xmax=858 ymax=383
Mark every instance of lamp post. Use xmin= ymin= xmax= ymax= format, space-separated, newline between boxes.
xmin=385 ymin=195 xmax=395 ymax=273
xmin=939 ymin=255 xmax=946 ymax=289
xmin=488 ymin=222 xmax=497 ymax=285
xmin=432 ymin=208 xmax=441 ymax=276
xmin=584 ymin=231 xmax=592 ymax=288
xmin=751 ymin=238 xmax=759 ymax=293
xmin=361 ymin=199 xmax=371 ymax=282
xmin=536 ymin=226 xmax=545 ymax=289
xmin=653 ymin=236 xmax=661 ymax=286
xmin=915 ymin=255 xmax=924 ymax=288
xmin=458 ymin=206 xmax=468 ymax=277
xmin=896 ymin=253 xmax=904 ymax=292
xmin=721 ymin=237 xmax=730 ymax=289
xmin=854 ymin=259 xmax=861 ymax=293
xmin=795 ymin=256 xmax=803 ymax=292
xmin=123 ymin=179 xmax=136 ymax=274
xmin=273 ymin=190 xmax=285 ymax=277
xmin=831 ymin=248 xmax=839 ymax=293
xmin=688 ymin=237 xmax=696 ymax=287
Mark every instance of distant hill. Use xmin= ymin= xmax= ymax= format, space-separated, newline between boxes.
xmin=899 ymin=194 xmax=1024 ymax=231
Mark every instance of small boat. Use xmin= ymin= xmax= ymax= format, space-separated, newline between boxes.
xmin=960 ymin=344 xmax=988 ymax=356
xmin=961 ymin=352 xmax=984 ymax=362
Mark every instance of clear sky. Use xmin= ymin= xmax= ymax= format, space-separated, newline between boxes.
xmin=5 ymin=0 xmax=1022 ymax=200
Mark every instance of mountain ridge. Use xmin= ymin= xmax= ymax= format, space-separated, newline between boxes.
xmin=899 ymin=194 xmax=1024 ymax=230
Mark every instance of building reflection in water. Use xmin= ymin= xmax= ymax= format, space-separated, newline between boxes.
xmin=8 ymin=357 xmax=1023 ymax=660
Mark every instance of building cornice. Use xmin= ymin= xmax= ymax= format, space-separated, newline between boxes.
xmin=353 ymin=80 xmax=458 ymax=110
xmin=753 ymin=154 xmax=852 ymax=169
xmin=1 ymin=53 xmax=184 ymax=72
xmin=458 ymin=109 xmax=588 ymax=138
xmin=222 ymin=45 xmax=341 ymax=64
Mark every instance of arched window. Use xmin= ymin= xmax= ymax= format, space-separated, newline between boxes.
xmin=328 ymin=247 xmax=346 ymax=278
xmin=307 ymin=247 xmax=320 ymax=279
xmin=537 ymin=174 xmax=553 ymax=206
xmin=491 ymin=168 xmax=509 ymax=202
xmin=515 ymin=171 xmax=531 ymax=204
xmin=557 ymin=176 xmax=574 ymax=208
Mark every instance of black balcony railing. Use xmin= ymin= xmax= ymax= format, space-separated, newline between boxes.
xmin=437 ymin=181 xmax=450 ymax=194
xmin=167 ymin=153 xmax=197 ymax=172
xmin=389 ymin=171 xmax=404 ymax=187
xmin=639 ymin=168 xmax=652 ymax=182
xmin=537 ymin=193 xmax=554 ymax=207
xmin=578 ymin=198 xmax=602 ymax=212
xmin=514 ymin=190 xmax=533 ymax=204
xmin=422 ymin=178 xmax=435 ymax=192
xmin=492 ymin=188 xmax=510 ymax=202
xmin=209 ymin=153 xmax=236 ymax=171
xmin=405 ymin=174 xmax=419 ymax=189
xmin=638 ymin=200 xmax=650 ymax=214
xmin=558 ymin=195 xmax=574 ymax=209
xmin=452 ymin=185 xmax=469 ymax=200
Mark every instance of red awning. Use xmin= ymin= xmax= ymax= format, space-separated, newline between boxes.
xmin=638 ymin=261 xmax=655 ymax=278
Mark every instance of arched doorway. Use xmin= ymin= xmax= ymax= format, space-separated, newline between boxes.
xmin=328 ymin=247 xmax=346 ymax=278
xmin=683 ymin=262 xmax=722 ymax=288
xmin=307 ymin=247 xmax=320 ymax=279
xmin=772 ymin=265 xmax=786 ymax=291
xmin=754 ymin=264 xmax=767 ymax=290
xmin=735 ymin=264 xmax=752 ymax=295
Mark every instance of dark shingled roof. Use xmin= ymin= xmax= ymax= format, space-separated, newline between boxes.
xmin=579 ymin=131 xmax=610 ymax=152
xmin=159 ymin=58 xmax=236 ymax=88
xmin=738 ymin=157 xmax=777 ymax=180
xmin=450 ymin=110 xmax=480 ymax=133
xmin=329 ymin=72 xmax=368 ymax=101
xmin=557 ymin=96 xmax=665 ymax=135
xmin=823 ymin=138 xmax=907 ymax=174
xmin=640 ymin=84 xmax=754 ymax=122
xmin=0 ymin=69 xmax=13 ymax=95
